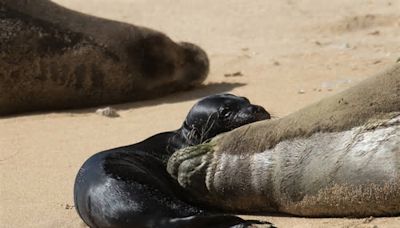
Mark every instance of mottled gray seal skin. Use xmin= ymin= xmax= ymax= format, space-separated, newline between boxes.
xmin=168 ymin=63 xmax=400 ymax=217
xmin=0 ymin=0 xmax=209 ymax=115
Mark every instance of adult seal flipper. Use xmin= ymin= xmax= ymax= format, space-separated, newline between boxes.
xmin=0 ymin=0 xmax=208 ymax=115
xmin=168 ymin=63 xmax=400 ymax=217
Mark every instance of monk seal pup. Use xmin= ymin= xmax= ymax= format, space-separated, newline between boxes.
xmin=0 ymin=0 xmax=208 ymax=115
xmin=168 ymin=63 xmax=400 ymax=217
xmin=74 ymin=94 xmax=272 ymax=228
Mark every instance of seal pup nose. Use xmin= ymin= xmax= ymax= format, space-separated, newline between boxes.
xmin=248 ymin=105 xmax=271 ymax=120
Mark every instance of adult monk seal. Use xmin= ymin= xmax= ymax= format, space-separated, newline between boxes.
xmin=0 ymin=0 xmax=208 ymax=115
xmin=169 ymin=63 xmax=400 ymax=217
xmin=74 ymin=94 xmax=272 ymax=228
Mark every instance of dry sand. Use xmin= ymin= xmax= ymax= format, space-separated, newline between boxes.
xmin=1 ymin=0 xmax=400 ymax=227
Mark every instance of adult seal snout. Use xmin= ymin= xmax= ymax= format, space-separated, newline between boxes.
xmin=74 ymin=94 xmax=272 ymax=228
xmin=0 ymin=0 xmax=209 ymax=115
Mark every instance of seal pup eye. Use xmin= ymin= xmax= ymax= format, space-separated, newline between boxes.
xmin=219 ymin=107 xmax=231 ymax=118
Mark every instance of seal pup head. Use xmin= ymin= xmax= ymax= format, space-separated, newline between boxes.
xmin=182 ymin=93 xmax=271 ymax=145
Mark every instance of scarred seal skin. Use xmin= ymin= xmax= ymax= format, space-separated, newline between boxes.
xmin=168 ymin=63 xmax=400 ymax=217
xmin=0 ymin=0 xmax=209 ymax=115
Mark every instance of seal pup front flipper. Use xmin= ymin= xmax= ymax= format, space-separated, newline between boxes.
xmin=156 ymin=214 xmax=274 ymax=228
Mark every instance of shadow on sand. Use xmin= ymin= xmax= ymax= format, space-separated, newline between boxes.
xmin=73 ymin=82 xmax=247 ymax=113
xmin=1 ymin=82 xmax=246 ymax=118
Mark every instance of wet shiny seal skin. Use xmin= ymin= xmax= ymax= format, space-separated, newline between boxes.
xmin=0 ymin=0 xmax=209 ymax=115
xmin=74 ymin=94 xmax=274 ymax=228
xmin=169 ymin=63 xmax=400 ymax=217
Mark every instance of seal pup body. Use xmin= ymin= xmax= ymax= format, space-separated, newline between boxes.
xmin=0 ymin=0 xmax=208 ymax=115
xmin=169 ymin=63 xmax=400 ymax=217
xmin=74 ymin=94 xmax=271 ymax=227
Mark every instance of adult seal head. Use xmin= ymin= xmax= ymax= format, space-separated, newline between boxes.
xmin=74 ymin=94 xmax=273 ymax=228
xmin=0 ymin=0 xmax=209 ymax=115
xmin=169 ymin=63 xmax=400 ymax=217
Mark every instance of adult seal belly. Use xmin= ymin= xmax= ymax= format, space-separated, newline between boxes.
xmin=168 ymin=63 xmax=400 ymax=217
xmin=0 ymin=0 xmax=208 ymax=115
xmin=74 ymin=94 xmax=272 ymax=228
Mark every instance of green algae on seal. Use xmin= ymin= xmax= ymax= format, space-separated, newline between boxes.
xmin=0 ymin=0 xmax=209 ymax=115
xmin=168 ymin=63 xmax=400 ymax=217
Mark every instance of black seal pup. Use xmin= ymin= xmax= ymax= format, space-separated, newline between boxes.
xmin=74 ymin=94 xmax=272 ymax=228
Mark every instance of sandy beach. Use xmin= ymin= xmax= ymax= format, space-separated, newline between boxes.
xmin=1 ymin=0 xmax=400 ymax=227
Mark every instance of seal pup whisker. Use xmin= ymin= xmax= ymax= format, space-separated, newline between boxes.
xmin=199 ymin=113 xmax=218 ymax=143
